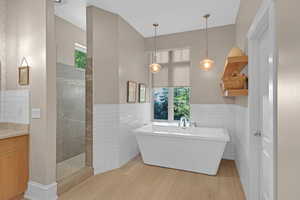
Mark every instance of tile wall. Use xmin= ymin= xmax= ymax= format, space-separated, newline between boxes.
xmin=93 ymin=103 xmax=248 ymax=184
xmin=93 ymin=103 xmax=150 ymax=174
xmin=191 ymin=104 xmax=237 ymax=160
xmin=0 ymin=90 xmax=30 ymax=124
xmin=56 ymin=63 xmax=85 ymax=163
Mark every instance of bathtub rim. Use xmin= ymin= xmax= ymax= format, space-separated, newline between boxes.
xmin=134 ymin=126 xmax=230 ymax=142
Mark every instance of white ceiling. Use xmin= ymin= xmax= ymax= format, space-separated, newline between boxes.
xmin=55 ymin=0 xmax=240 ymax=37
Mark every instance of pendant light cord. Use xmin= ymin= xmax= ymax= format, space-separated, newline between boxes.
xmin=155 ymin=25 xmax=157 ymax=63
xmin=205 ymin=15 xmax=209 ymax=58
xmin=153 ymin=24 xmax=158 ymax=63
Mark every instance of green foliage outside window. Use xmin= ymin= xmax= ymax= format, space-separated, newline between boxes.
xmin=153 ymin=88 xmax=169 ymax=120
xmin=75 ymin=50 xmax=87 ymax=69
xmin=174 ymin=87 xmax=190 ymax=120
xmin=153 ymin=87 xmax=190 ymax=121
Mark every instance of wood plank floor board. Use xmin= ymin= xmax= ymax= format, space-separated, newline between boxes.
xmin=59 ymin=157 xmax=246 ymax=200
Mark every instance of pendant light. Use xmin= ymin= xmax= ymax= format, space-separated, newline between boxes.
xmin=200 ymin=14 xmax=214 ymax=71
xmin=149 ymin=23 xmax=162 ymax=73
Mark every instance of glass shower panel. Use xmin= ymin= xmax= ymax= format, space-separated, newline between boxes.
xmin=56 ymin=63 xmax=85 ymax=180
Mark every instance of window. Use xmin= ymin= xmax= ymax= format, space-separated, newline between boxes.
xmin=173 ymin=87 xmax=190 ymax=120
xmin=153 ymin=87 xmax=190 ymax=121
xmin=173 ymin=49 xmax=190 ymax=62
xmin=74 ymin=43 xmax=87 ymax=69
xmin=153 ymin=88 xmax=168 ymax=120
xmin=151 ymin=48 xmax=191 ymax=121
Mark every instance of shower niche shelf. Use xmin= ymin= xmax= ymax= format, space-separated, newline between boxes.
xmin=221 ymin=47 xmax=248 ymax=97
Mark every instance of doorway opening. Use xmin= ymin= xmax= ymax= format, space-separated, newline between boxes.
xmin=54 ymin=2 xmax=93 ymax=194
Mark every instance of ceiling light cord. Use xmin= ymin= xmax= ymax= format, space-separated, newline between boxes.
xmin=153 ymin=23 xmax=159 ymax=63
xmin=204 ymin=14 xmax=209 ymax=58
xmin=149 ymin=23 xmax=162 ymax=73
xmin=206 ymin=17 xmax=208 ymax=58
xmin=199 ymin=14 xmax=214 ymax=71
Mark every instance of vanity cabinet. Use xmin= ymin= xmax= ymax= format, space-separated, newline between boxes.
xmin=0 ymin=135 xmax=29 ymax=200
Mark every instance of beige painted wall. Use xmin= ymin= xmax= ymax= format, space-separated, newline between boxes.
xmin=145 ymin=25 xmax=236 ymax=104
xmin=235 ymin=0 xmax=262 ymax=107
xmin=87 ymin=6 xmax=119 ymax=104
xmin=5 ymin=0 xmax=56 ymax=185
xmin=0 ymin=0 xmax=6 ymax=90
xmin=5 ymin=0 xmax=20 ymax=90
xmin=118 ymin=17 xmax=149 ymax=104
xmin=45 ymin=0 xmax=57 ymax=185
xmin=87 ymin=6 xmax=148 ymax=104
xmin=55 ymin=16 xmax=86 ymax=66
xmin=277 ymin=0 xmax=300 ymax=199
xmin=236 ymin=0 xmax=262 ymax=51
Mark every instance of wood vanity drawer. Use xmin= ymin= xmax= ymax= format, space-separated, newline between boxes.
xmin=0 ymin=137 xmax=17 ymax=154
xmin=0 ymin=135 xmax=29 ymax=200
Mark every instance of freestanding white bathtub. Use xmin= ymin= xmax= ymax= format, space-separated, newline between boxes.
xmin=135 ymin=123 xmax=230 ymax=175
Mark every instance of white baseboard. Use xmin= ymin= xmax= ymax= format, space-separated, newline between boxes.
xmin=25 ymin=181 xmax=57 ymax=200
xmin=223 ymin=153 xmax=235 ymax=160
xmin=93 ymin=166 xmax=119 ymax=175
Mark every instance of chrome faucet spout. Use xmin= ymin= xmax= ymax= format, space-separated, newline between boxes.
xmin=179 ymin=116 xmax=190 ymax=128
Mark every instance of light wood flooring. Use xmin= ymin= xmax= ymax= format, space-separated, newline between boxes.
xmin=59 ymin=157 xmax=246 ymax=200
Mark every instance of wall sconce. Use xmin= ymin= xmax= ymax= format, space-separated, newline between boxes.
xmin=18 ymin=57 xmax=30 ymax=86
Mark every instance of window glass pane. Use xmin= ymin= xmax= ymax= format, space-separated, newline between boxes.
xmin=174 ymin=87 xmax=190 ymax=120
xmin=75 ymin=50 xmax=87 ymax=69
xmin=153 ymin=88 xmax=169 ymax=120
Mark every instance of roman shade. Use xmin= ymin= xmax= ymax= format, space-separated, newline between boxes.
xmin=151 ymin=48 xmax=190 ymax=87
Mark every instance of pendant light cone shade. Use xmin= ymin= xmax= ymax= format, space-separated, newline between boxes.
xmin=150 ymin=23 xmax=162 ymax=73
xmin=200 ymin=14 xmax=214 ymax=71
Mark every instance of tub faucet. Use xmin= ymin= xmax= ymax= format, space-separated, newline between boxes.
xmin=179 ymin=116 xmax=190 ymax=128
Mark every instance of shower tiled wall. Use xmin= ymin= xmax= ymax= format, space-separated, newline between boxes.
xmin=56 ymin=63 xmax=85 ymax=163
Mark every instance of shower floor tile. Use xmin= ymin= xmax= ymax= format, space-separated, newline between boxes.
xmin=57 ymin=153 xmax=85 ymax=181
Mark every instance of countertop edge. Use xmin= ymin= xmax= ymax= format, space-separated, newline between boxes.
xmin=0 ymin=132 xmax=29 ymax=140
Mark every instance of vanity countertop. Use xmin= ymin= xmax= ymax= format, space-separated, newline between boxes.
xmin=0 ymin=123 xmax=29 ymax=140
